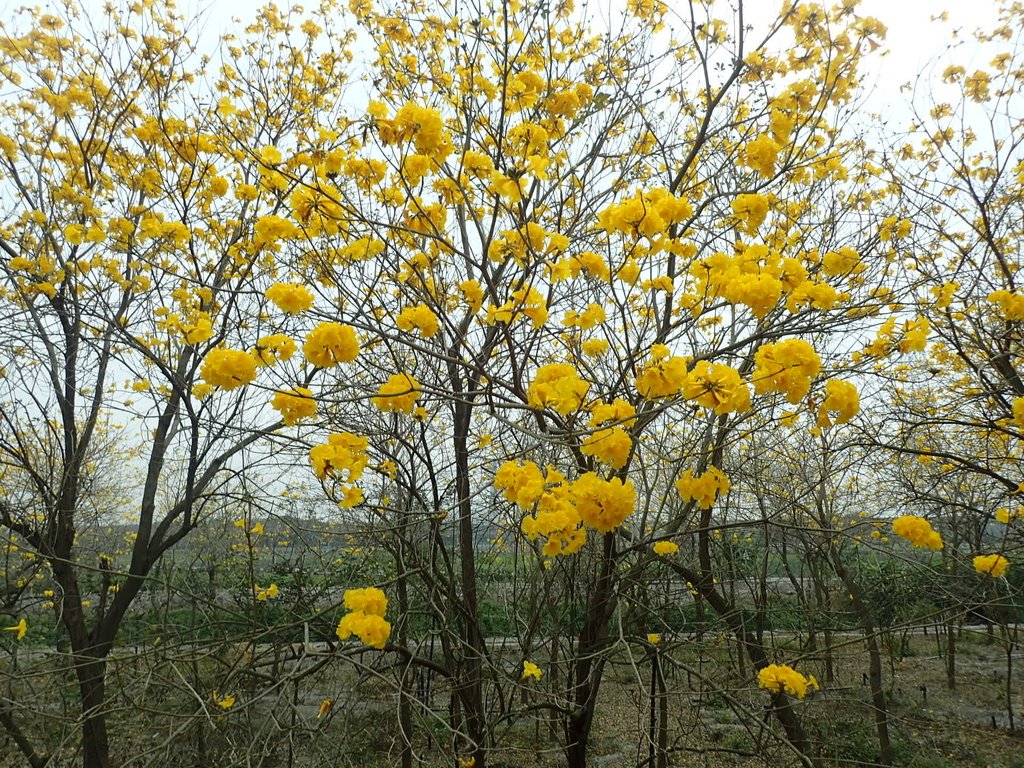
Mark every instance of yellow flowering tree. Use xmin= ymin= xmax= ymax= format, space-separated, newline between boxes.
xmin=0 ymin=2 xmax=358 ymax=766
xmin=870 ymin=2 xmax=1024 ymax=706
xmin=277 ymin=0 xmax=896 ymax=765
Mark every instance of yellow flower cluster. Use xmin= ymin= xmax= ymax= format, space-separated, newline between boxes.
xmin=692 ymin=241 xmax=847 ymax=319
xmin=495 ymin=461 xmax=635 ymax=551
xmin=757 ymin=663 xmax=817 ymax=699
xmin=743 ymin=134 xmax=781 ymax=177
xmin=523 ymin=485 xmax=588 ymax=557
xmin=597 ymin=187 xmax=693 ymax=239
xmin=563 ymin=303 xmax=606 ymax=330
xmin=572 ymin=472 xmax=636 ymax=533
xmin=271 ymin=387 xmax=317 ymax=426
xmin=636 ymin=345 xmax=688 ymax=399
xmin=253 ymin=214 xmax=300 ymax=248
xmin=486 ymin=222 xmax=565 ymax=266
xmin=336 ymin=587 xmax=391 ymax=649
xmin=155 ymin=305 xmax=214 ymax=346
xmin=3 ymin=618 xmax=27 ymax=640
xmin=486 ymin=286 xmax=548 ymax=328
xmin=675 ymin=466 xmax=730 ymax=510
xmin=550 ymin=250 xmax=610 ymax=283
xmin=786 ymin=279 xmax=840 ymax=313
xmin=396 ymin=304 xmax=439 ymax=338
xmin=495 ymin=462 xmax=583 ymax=556
xmin=344 ymin=587 xmax=388 ymax=616
xmin=816 ymin=379 xmax=859 ymax=428
xmin=973 ymin=554 xmax=1010 ymax=578
xmin=521 ymin=660 xmax=542 ymax=682
xmin=995 ymin=507 xmax=1023 ymax=524
xmin=821 ymin=246 xmax=865 ymax=277
xmin=860 ymin=315 xmax=929 ymax=358
xmin=309 ymin=432 xmax=368 ymax=483
xmin=459 ymin=280 xmax=485 ymax=313
xmin=653 ymin=541 xmax=678 ymax=557
xmin=752 ymin=339 xmax=821 ymax=403
xmin=989 ymin=290 xmax=1024 ymax=321
xmin=730 ymin=193 xmax=771 ymax=235
xmin=494 ymin=460 xmax=547 ymax=509
xmin=265 ymin=282 xmax=314 ymax=314
xmin=255 ymin=583 xmax=279 ymax=601
xmin=682 ymin=361 xmax=751 ymax=415
xmin=580 ymin=427 xmax=632 ymax=469
xmin=878 ymin=216 xmax=912 ymax=241
xmin=891 ymin=515 xmax=943 ymax=550
xmin=527 ymin=364 xmax=589 ymax=414
xmin=245 ymin=335 xmax=290 ymax=372
xmin=589 ymin=398 xmax=636 ymax=427
xmin=303 ymin=322 xmax=360 ymax=368
xmin=376 ymin=101 xmax=451 ymax=160
xmin=373 ymin=372 xmax=422 ymax=413
xmin=899 ymin=316 xmax=929 ymax=353
xmin=1012 ymin=397 xmax=1024 ymax=432
xmin=200 ymin=348 xmax=258 ymax=391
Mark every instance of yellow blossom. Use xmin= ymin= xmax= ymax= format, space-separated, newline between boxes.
xmin=653 ymin=541 xmax=678 ymax=557
xmin=265 ymin=282 xmax=315 ymax=314
xmin=528 ymin=364 xmax=589 ymax=414
xmin=572 ymin=473 xmax=635 ymax=533
xmin=816 ymin=379 xmax=859 ymax=427
xmin=344 ymin=587 xmax=388 ymax=617
xmin=396 ymin=304 xmax=440 ymax=337
xmin=752 ymin=339 xmax=820 ymax=403
xmin=372 ymin=373 xmax=422 ymax=413
xmin=521 ymin=660 xmax=542 ymax=682
xmin=336 ymin=611 xmax=391 ymax=649
xmin=580 ymin=426 xmax=632 ymax=469
xmin=303 ymin=323 xmax=360 ymax=367
xmin=757 ymin=663 xmax=816 ymax=699
xmin=271 ymin=387 xmax=317 ymax=426
xmin=891 ymin=515 xmax=943 ymax=550
xmin=200 ymin=348 xmax=257 ymax=390
xmin=3 ymin=618 xmax=27 ymax=640
xmin=973 ymin=554 xmax=1009 ymax=578
xmin=309 ymin=432 xmax=368 ymax=482
xmin=676 ymin=466 xmax=730 ymax=510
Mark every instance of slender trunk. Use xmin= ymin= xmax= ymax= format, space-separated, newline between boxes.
xmin=655 ymin=650 xmax=668 ymax=768
xmin=453 ymin=403 xmax=487 ymax=767
xmin=864 ymin=630 xmax=893 ymax=766
xmin=397 ymin=541 xmax=414 ymax=768
xmin=945 ymin=613 xmax=956 ymax=690
xmin=53 ymin=552 xmax=114 ymax=768
xmin=1003 ymin=625 xmax=1016 ymax=732
xmin=824 ymin=625 xmax=835 ymax=685
xmin=565 ymin=533 xmax=617 ymax=768
xmin=78 ymin=658 xmax=110 ymax=768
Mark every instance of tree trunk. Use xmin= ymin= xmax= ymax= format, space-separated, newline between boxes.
xmin=77 ymin=657 xmax=110 ymax=768
xmin=453 ymin=404 xmax=487 ymax=768
xmin=565 ymin=533 xmax=617 ymax=768
xmin=945 ymin=613 xmax=956 ymax=690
